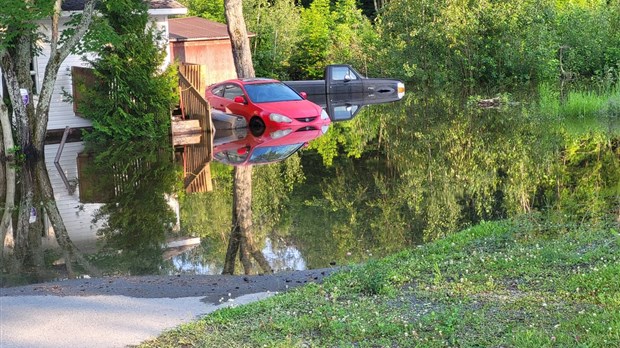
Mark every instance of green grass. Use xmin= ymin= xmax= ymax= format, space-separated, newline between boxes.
xmin=538 ymin=83 xmax=620 ymax=136
xmin=141 ymin=214 xmax=620 ymax=347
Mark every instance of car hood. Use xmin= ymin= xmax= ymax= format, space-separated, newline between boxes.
xmin=259 ymin=100 xmax=322 ymax=117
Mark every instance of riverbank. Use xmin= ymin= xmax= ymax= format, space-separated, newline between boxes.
xmin=141 ymin=214 xmax=620 ymax=347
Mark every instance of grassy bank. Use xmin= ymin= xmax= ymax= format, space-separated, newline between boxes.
xmin=142 ymin=214 xmax=620 ymax=347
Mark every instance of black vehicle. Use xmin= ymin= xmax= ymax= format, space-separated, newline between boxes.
xmin=284 ymin=64 xmax=405 ymax=99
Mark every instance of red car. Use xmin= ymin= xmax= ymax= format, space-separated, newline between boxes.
xmin=205 ymin=78 xmax=331 ymax=130
xmin=213 ymin=124 xmax=329 ymax=166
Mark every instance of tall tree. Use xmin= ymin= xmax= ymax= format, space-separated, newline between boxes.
xmin=0 ymin=0 xmax=97 ymax=155
xmin=222 ymin=0 xmax=272 ymax=275
xmin=76 ymin=0 xmax=177 ymax=140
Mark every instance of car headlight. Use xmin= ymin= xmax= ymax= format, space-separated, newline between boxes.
xmin=269 ymin=113 xmax=292 ymax=123
xmin=320 ymin=109 xmax=329 ymax=120
xmin=270 ymin=128 xmax=293 ymax=139
xmin=321 ymin=125 xmax=330 ymax=134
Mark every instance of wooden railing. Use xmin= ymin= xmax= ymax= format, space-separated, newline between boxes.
xmin=178 ymin=73 xmax=213 ymax=133
xmin=183 ymin=133 xmax=215 ymax=193
xmin=179 ymin=63 xmax=207 ymax=95
xmin=176 ymin=65 xmax=215 ymax=193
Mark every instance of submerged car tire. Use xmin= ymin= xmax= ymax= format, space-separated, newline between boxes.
xmin=249 ymin=117 xmax=266 ymax=136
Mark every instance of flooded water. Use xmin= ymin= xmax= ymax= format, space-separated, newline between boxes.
xmin=2 ymin=88 xmax=619 ymax=286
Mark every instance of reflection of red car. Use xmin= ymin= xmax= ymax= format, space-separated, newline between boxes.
xmin=205 ymin=78 xmax=330 ymax=130
xmin=213 ymin=124 xmax=329 ymax=166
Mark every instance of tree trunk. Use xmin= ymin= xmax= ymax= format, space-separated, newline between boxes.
xmin=222 ymin=0 xmax=272 ymax=275
xmin=224 ymin=0 xmax=256 ymax=79
xmin=0 ymin=51 xmax=32 ymax=151
xmin=224 ymin=165 xmax=275 ymax=275
xmin=0 ymin=101 xmax=15 ymax=158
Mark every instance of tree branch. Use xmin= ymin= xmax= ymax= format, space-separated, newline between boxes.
xmin=51 ymin=0 xmax=62 ymax=54
xmin=35 ymin=0 xmax=98 ymax=146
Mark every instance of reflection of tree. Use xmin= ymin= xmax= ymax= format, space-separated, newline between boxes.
xmin=87 ymin=140 xmax=178 ymax=275
xmin=223 ymin=165 xmax=272 ymax=274
xmin=0 ymin=158 xmax=16 ymax=265
xmin=180 ymin=157 xmax=305 ymax=273
xmin=1 ymin=160 xmax=99 ymax=284
xmin=288 ymin=89 xmax=619 ymax=267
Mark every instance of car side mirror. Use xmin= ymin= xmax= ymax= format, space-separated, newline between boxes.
xmin=299 ymin=92 xmax=308 ymax=99
xmin=343 ymin=74 xmax=352 ymax=82
xmin=233 ymin=96 xmax=246 ymax=104
xmin=237 ymin=145 xmax=249 ymax=155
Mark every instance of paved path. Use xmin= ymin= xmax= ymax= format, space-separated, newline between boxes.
xmin=0 ymin=269 xmax=335 ymax=348
xmin=1 ymin=292 xmax=271 ymax=348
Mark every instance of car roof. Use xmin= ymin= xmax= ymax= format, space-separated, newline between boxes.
xmin=239 ymin=78 xmax=281 ymax=85
xmin=213 ymin=78 xmax=281 ymax=86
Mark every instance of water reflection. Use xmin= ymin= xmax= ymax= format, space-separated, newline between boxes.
xmin=213 ymin=125 xmax=328 ymax=166
xmin=2 ymin=88 xmax=618 ymax=286
xmin=81 ymin=140 xmax=179 ymax=275
xmin=307 ymin=90 xmax=404 ymax=122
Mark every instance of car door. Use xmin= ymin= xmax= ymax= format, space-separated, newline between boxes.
xmin=327 ymin=66 xmax=363 ymax=94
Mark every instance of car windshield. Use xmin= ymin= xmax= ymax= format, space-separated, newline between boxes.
xmin=244 ymin=83 xmax=303 ymax=103
xmin=248 ymin=144 xmax=305 ymax=164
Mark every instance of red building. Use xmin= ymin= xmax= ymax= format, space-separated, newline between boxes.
xmin=169 ymin=17 xmax=254 ymax=87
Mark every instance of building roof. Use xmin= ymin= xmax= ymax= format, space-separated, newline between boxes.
xmin=169 ymin=16 xmax=255 ymax=42
xmin=62 ymin=0 xmax=186 ymax=13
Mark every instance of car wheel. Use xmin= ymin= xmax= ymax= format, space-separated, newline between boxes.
xmin=249 ymin=117 xmax=265 ymax=136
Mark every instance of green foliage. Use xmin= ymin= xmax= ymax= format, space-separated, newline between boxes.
xmin=555 ymin=2 xmax=620 ymax=80
xmin=182 ymin=0 xmax=620 ymax=86
xmin=77 ymin=0 xmax=178 ymax=140
xmin=0 ymin=0 xmax=54 ymax=50
xmin=288 ymin=0 xmax=332 ymax=79
xmin=291 ymin=0 xmax=377 ymax=79
xmin=239 ymin=0 xmax=377 ymax=80
xmin=180 ymin=0 xmax=225 ymax=23
xmin=5 ymin=145 xmax=25 ymax=163
xmin=374 ymin=0 xmax=620 ymax=86
xmin=243 ymin=0 xmax=302 ymax=79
